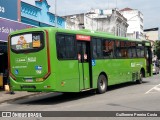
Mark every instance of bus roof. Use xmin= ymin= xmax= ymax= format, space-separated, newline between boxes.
xmin=10 ymin=27 xmax=149 ymax=43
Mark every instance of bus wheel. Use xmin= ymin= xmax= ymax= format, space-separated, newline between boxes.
xmin=136 ymin=71 xmax=143 ymax=84
xmin=97 ymin=74 xmax=107 ymax=94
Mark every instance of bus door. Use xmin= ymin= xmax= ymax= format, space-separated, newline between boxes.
xmin=77 ymin=41 xmax=91 ymax=90
xmin=145 ymin=46 xmax=152 ymax=76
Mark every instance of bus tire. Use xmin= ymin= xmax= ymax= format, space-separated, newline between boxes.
xmin=97 ymin=74 xmax=107 ymax=94
xmin=136 ymin=71 xmax=143 ymax=84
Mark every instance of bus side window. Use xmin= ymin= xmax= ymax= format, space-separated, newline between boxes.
xmin=121 ymin=49 xmax=128 ymax=57
xmin=92 ymin=39 xmax=96 ymax=59
xmin=115 ymin=40 xmax=121 ymax=58
xmin=93 ymin=42 xmax=97 ymax=58
xmin=92 ymin=38 xmax=103 ymax=59
xmin=56 ymin=34 xmax=76 ymax=60
xmin=103 ymin=40 xmax=114 ymax=58
xmin=128 ymin=49 xmax=132 ymax=58
xmin=93 ymin=46 xmax=97 ymax=58
xmin=96 ymin=39 xmax=103 ymax=58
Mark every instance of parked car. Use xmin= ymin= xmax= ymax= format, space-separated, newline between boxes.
xmin=153 ymin=62 xmax=159 ymax=74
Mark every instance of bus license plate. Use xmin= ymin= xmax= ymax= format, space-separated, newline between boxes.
xmin=25 ymin=78 xmax=33 ymax=82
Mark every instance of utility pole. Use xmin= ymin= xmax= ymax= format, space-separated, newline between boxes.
xmin=116 ymin=0 xmax=117 ymax=8
xmin=108 ymin=0 xmax=110 ymax=9
xmin=55 ymin=0 xmax=57 ymax=27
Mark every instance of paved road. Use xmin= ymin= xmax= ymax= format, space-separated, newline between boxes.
xmin=0 ymin=74 xmax=160 ymax=119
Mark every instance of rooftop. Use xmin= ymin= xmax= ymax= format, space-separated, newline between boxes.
xmin=120 ymin=7 xmax=133 ymax=12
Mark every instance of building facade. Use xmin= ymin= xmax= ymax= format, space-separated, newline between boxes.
xmin=64 ymin=14 xmax=84 ymax=30
xmin=64 ymin=9 xmax=128 ymax=37
xmin=21 ymin=0 xmax=65 ymax=28
xmin=120 ymin=8 xmax=144 ymax=39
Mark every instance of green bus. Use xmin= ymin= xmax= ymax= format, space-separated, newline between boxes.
xmin=8 ymin=27 xmax=152 ymax=93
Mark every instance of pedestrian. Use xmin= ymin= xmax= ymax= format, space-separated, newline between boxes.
xmin=4 ymin=69 xmax=15 ymax=94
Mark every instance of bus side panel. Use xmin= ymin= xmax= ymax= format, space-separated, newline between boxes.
xmin=92 ymin=59 xmax=103 ymax=89
xmin=107 ymin=59 xmax=132 ymax=85
xmin=130 ymin=58 xmax=146 ymax=78
xmin=49 ymin=31 xmax=80 ymax=92
xmin=92 ymin=58 xmax=146 ymax=88
xmin=55 ymin=60 xmax=80 ymax=92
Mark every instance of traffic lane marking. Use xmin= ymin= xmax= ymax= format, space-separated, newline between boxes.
xmin=145 ymin=84 xmax=160 ymax=94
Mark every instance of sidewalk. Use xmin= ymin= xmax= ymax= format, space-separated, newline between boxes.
xmin=0 ymin=90 xmax=40 ymax=103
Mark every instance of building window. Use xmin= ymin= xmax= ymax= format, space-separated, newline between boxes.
xmin=140 ymin=17 xmax=143 ymax=23
xmin=140 ymin=25 xmax=143 ymax=30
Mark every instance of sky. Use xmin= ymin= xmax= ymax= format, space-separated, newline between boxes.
xmin=22 ymin=0 xmax=160 ymax=29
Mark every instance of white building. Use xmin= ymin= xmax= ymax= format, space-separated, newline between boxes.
xmin=63 ymin=9 xmax=128 ymax=37
xmin=120 ymin=8 xmax=144 ymax=39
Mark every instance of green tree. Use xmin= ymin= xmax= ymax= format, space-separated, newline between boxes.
xmin=154 ymin=40 xmax=160 ymax=59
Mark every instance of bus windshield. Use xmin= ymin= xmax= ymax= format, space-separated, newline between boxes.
xmin=10 ymin=32 xmax=44 ymax=53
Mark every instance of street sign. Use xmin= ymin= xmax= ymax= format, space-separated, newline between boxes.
xmin=0 ymin=0 xmax=20 ymax=21
xmin=0 ymin=18 xmax=33 ymax=42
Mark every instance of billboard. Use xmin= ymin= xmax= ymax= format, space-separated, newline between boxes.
xmin=0 ymin=18 xmax=33 ymax=42
xmin=0 ymin=0 xmax=20 ymax=21
xmin=144 ymin=28 xmax=159 ymax=41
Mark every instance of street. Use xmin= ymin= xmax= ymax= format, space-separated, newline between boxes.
xmin=0 ymin=74 xmax=160 ymax=119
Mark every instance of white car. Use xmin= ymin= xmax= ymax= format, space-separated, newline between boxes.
xmin=153 ymin=62 xmax=159 ymax=74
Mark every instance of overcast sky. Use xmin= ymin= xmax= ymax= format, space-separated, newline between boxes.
xmin=22 ymin=0 xmax=160 ymax=29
